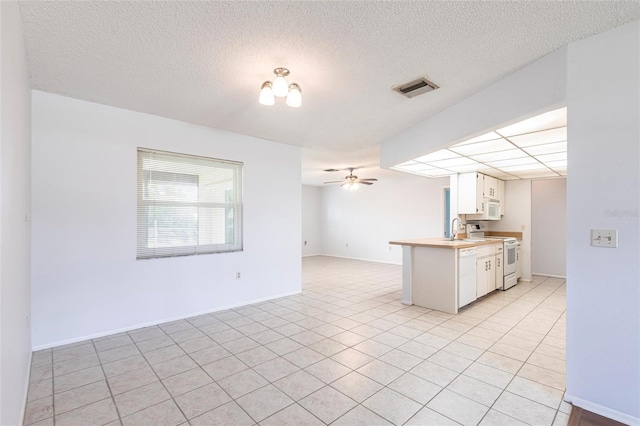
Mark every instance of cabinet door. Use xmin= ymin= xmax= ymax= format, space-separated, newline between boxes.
xmin=476 ymin=258 xmax=488 ymax=297
xmin=495 ymin=253 xmax=504 ymax=290
xmin=483 ymin=175 xmax=498 ymax=199
xmin=497 ymin=179 xmax=505 ymax=214
xmin=487 ymin=255 xmax=496 ymax=292
xmin=458 ymin=173 xmax=484 ymax=214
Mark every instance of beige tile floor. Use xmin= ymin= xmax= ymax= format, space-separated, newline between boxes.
xmin=24 ymin=256 xmax=570 ymax=426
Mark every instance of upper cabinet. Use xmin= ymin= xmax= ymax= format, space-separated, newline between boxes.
xmin=458 ymin=172 xmax=505 ymax=217
xmin=483 ymin=175 xmax=498 ymax=200
xmin=497 ymin=179 xmax=505 ymax=215
xmin=458 ymin=173 xmax=484 ymax=214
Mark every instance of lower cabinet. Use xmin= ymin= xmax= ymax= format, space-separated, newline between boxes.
xmin=495 ymin=250 xmax=504 ymax=290
xmin=476 ymin=245 xmax=497 ymax=298
xmin=516 ymin=245 xmax=522 ymax=280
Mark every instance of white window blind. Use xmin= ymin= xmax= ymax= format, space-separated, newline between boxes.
xmin=137 ymin=148 xmax=243 ymax=259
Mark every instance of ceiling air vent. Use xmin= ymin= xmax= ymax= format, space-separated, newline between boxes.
xmin=393 ymin=77 xmax=439 ymax=98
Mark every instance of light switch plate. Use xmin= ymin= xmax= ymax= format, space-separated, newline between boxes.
xmin=591 ymin=229 xmax=618 ymax=248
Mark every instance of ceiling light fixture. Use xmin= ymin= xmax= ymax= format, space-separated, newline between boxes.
xmin=259 ymin=68 xmax=302 ymax=107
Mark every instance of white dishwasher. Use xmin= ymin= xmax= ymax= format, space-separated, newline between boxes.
xmin=458 ymin=248 xmax=477 ymax=308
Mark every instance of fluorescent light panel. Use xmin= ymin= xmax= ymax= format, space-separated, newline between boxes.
xmin=507 ymin=127 xmax=567 ymax=148
xmin=395 ymin=107 xmax=567 ymax=179
xmin=449 ymin=139 xmax=515 ymax=156
xmin=497 ymin=107 xmax=567 ymax=137
xmin=414 ymin=150 xmax=459 ymax=162
xmin=523 ymin=141 xmax=567 ymax=156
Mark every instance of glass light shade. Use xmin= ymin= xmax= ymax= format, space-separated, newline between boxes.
xmin=258 ymin=81 xmax=275 ymax=105
xmin=286 ymin=83 xmax=302 ymax=107
xmin=272 ymin=75 xmax=289 ymax=97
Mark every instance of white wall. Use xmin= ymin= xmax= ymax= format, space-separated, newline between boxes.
xmin=31 ymin=91 xmax=302 ymax=348
xmin=566 ymin=21 xmax=639 ymax=423
xmin=0 ymin=2 xmax=32 ymax=424
xmin=302 ymin=185 xmax=322 ymax=256
xmin=531 ymin=178 xmax=566 ymax=277
xmin=320 ymin=173 xmax=449 ymax=264
xmin=486 ymin=180 xmax=532 ymax=281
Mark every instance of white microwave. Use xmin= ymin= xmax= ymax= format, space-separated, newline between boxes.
xmin=484 ymin=199 xmax=501 ymax=220
xmin=467 ymin=199 xmax=501 ymax=220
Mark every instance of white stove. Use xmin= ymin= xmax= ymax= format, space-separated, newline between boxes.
xmin=467 ymin=224 xmax=518 ymax=290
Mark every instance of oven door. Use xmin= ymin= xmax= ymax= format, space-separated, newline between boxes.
xmin=504 ymin=243 xmax=517 ymax=275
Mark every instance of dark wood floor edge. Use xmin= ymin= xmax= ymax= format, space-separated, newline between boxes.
xmin=568 ymin=405 xmax=630 ymax=426
xmin=568 ymin=406 xmax=583 ymax=426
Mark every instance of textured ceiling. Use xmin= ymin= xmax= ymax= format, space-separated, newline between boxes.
xmin=18 ymin=1 xmax=640 ymax=185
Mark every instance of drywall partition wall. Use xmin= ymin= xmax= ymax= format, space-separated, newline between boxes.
xmin=302 ymin=185 xmax=322 ymax=256
xmin=0 ymin=2 xmax=33 ymax=425
xmin=486 ymin=180 xmax=532 ymax=281
xmin=531 ymin=178 xmax=566 ymax=277
xmin=380 ymin=47 xmax=567 ymax=168
xmin=566 ymin=21 xmax=639 ymax=424
xmin=320 ymin=173 xmax=448 ymax=264
xmin=31 ymin=91 xmax=302 ymax=348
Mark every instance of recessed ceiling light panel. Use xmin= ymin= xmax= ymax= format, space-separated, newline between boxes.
xmin=497 ymin=107 xmax=567 ymax=137
xmin=450 ymin=139 xmax=515 ymax=156
xmin=414 ymin=150 xmax=460 ymax=162
xmin=469 ymin=149 xmax=528 ymax=162
xmin=507 ymin=127 xmax=567 ymax=148
xmin=523 ymin=141 xmax=567 ymax=156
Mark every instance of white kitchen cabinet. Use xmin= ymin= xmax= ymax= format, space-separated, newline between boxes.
xmin=516 ymin=245 xmax=522 ymax=280
xmin=495 ymin=248 xmax=504 ymax=290
xmin=476 ymin=245 xmax=496 ymax=298
xmin=458 ymin=172 xmax=484 ymax=214
xmin=497 ymin=179 xmax=505 ymax=215
xmin=483 ymin=175 xmax=498 ymax=200
xmin=458 ymin=172 xmax=504 ymax=215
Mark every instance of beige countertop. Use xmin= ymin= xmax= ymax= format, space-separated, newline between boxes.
xmin=388 ymin=237 xmax=504 ymax=249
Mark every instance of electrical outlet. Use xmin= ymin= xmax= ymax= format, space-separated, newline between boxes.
xmin=591 ymin=229 xmax=618 ymax=248
xmin=236 ymin=272 xmax=241 ymax=279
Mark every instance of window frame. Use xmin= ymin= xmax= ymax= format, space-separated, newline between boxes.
xmin=136 ymin=148 xmax=243 ymax=259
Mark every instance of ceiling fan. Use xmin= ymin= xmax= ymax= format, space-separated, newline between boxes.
xmin=323 ymin=167 xmax=378 ymax=189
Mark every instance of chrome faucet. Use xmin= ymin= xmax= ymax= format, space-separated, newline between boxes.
xmin=450 ymin=217 xmax=462 ymax=241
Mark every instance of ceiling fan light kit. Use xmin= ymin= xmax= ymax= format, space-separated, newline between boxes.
xmin=323 ymin=167 xmax=378 ymax=190
xmin=259 ymin=68 xmax=302 ymax=107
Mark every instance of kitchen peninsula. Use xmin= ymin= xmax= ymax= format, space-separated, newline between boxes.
xmin=389 ymin=237 xmax=503 ymax=314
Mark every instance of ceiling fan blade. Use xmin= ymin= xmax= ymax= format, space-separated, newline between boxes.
xmin=359 ymin=178 xmax=378 ymax=181
xmin=323 ymin=180 xmax=345 ymax=184
xmin=357 ymin=180 xmax=374 ymax=185
xmin=323 ymin=169 xmax=342 ymax=172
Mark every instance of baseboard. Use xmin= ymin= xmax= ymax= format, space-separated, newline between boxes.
xmin=32 ymin=290 xmax=302 ymax=351
xmin=317 ymin=253 xmax=401 ymax=266
xmin=532 ymin=272 xmax=567 ymax=279
xmin=302 ymin=253 xmax=321 ymax=258
xmin=19 ymin=351 xmax=33 ymax=426
xmin=565 ymin=393 xmax=640 ymax=426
